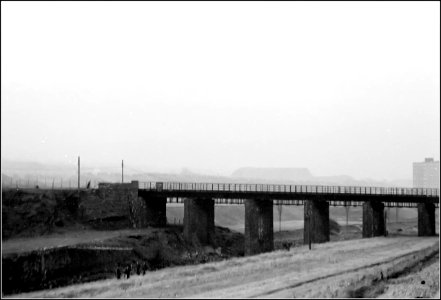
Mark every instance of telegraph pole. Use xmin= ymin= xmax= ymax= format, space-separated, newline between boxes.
xmin=277 ymin=201 xmax=282 ymax=232
xmin=308 ymin=215 xmax=312 ymax=250
xmin=122 ymin=159 xmax=124 ymax=183
xmin=78 ymin=156 xmax=80 ymax=201
xmin=345 ymin=205 xmax=350 ymax=237
xmin=307 ymin=203 xmax=312 ymax=250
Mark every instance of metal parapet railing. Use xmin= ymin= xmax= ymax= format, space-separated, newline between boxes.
xmin=138 ymin=181 xmax=440 ymax=197
xmin=164 ymin=197 xmax=432 ymax=207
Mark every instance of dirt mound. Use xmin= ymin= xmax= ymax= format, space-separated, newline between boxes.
xmin=330 ymin=218 xmax=341 ymax=234
xmin=2 ymin=189 xmax=82 ymax=239
xmin=214 ymin=226 xmax=244 ymax=256
xmin=93 ymin=225 xmax=244 ymax=267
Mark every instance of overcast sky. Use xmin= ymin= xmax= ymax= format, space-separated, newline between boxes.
xmin=1 ymin=1 xmax=440 ymax=180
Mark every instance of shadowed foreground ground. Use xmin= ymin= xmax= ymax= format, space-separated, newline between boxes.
xmin=7 ymin=236 xmax=439 ymax=298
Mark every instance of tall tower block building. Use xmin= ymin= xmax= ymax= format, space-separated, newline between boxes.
xmin=413 ymin=158 xmax=440 ymax=188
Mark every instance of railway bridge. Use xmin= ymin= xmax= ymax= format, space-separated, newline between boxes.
xmin=135 ymin=181 xmax=439 ymax=255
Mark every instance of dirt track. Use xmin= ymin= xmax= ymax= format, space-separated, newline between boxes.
xmin=2 ymin=228 xmax=158 ymax=255
xmin=8 ymin=236 xmax=439 ymax=298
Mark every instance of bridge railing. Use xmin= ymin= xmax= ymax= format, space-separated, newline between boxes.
xmin=138 ymin=182 xmax=439 ymax=197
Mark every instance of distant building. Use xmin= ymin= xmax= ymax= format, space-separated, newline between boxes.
xmin=413 ymin=158 xmax=440 ymax=188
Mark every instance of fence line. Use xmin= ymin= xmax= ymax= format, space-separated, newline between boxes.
xmin=2 ymin=178 xmax=99 ymax=190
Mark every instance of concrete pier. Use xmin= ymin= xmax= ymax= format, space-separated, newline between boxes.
xmin=183 ymin=198 xmax=215 ymax=245
xmin=303 ymin=200 xmax=330 ymax=244
xmin=244 ymin=198 xmax=273 ymax=256
xmin=142 ymin=195 xmax=167 ymax=227
xmin=362 ymin=201 xmax=385 ymax=237
xmin=418 ymin=203 xmax=436 ymax=236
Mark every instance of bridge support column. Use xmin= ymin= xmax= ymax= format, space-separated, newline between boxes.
xmin=362 ymin=201 xmax=385 ymax=237
xmin=184 ymin=198 xmax=215 ymax=245
xmin=244 ymin=199 xmax=273 ymax=256
xmin=144 ymin=195 xmax=167 ymax=227
xmin=138 ymin=193 xmax=167 ymax=227
xmin=418 ymin=203 xmax=436 ymax=236
xmin=304 ymin=200 xmax=330 ymax=244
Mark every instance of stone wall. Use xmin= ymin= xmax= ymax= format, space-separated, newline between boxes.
xmin=80 ymin=181 xmax=142 ymax=228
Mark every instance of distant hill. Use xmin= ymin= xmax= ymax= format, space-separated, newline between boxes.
xmin=2 ymin=159 xmax=413 ymax=189
xmin=231 ymin=167 xmax=413 ymax=188
xmin=232 ymin=167 xmax=313 ymax=182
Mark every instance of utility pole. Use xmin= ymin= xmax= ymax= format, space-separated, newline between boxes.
xmin=122 ymin=159 xmax=124 ymax=183
xmin=277 ymin=201 xmax=283 ymax=232
xmin=306 ymin=203 xmax=312 ymax=250
xmin=308 ymin=215 xmax=312 ymax=250
xmin=78 ymin=156 xmax=80 ymax=202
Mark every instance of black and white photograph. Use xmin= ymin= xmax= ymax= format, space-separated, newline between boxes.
xmin=1 ymin=1 xmax=440 ymax=298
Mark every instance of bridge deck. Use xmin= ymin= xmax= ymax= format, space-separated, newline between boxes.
xmin=138 ymin=182 xmax=439 ymax=207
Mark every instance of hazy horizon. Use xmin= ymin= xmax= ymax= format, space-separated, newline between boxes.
xmin=2 ymin=2 xmax=440 ymax=181
xmin=0 ymin=157 xmax=419 ymax=184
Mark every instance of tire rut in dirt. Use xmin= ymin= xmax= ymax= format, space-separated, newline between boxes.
xmin=346 ymin=250 xmax=439 ymax=298
xmin=253 ymin=245 xmax=438 ymax=298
